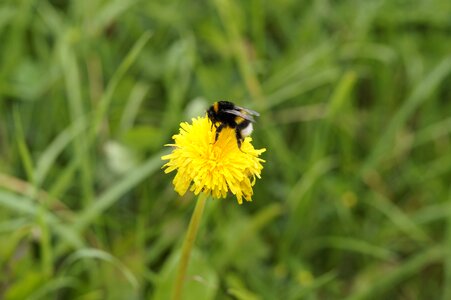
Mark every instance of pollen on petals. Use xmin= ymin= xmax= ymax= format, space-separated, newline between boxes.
xmin=161 ymin=116 xmax=265 ymax=204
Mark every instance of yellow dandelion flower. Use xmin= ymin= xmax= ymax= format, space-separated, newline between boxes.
xmin=161 ymin=116 xmax=266 ymax=204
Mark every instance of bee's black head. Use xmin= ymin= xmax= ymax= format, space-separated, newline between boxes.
xmin=207 ymin=105 xmax=216 ymax=122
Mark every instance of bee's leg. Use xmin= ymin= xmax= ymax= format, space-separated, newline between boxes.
xmin=214 ymin=123 xmax=225 ymax=142
xmin=235 ymin=127 xmax=244 ymax=150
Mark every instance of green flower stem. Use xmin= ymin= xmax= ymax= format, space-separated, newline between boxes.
xmin=172 ymin=193 xmax=208 ymax=300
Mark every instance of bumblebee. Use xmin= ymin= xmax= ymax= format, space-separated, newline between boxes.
xmin=207 ymin=101 xmax=260 ymax=148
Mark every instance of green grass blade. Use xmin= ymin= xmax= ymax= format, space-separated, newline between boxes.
xmin=73 ymin=151 xmax=166 ymax=232
xmin=347 ymin=246 xmax=444 ymax=300
xmin=367 ymin=193 xmax=430 ymax=243
xmin=13 ymin=107 xmax=35 ymax=183
xmin=27 ymin=277 xmax=79 ymax=300
xmin=443 ymin=189 xmax=451 ymax=300
xmin=91 ymin=31 xmax=152 ymax=138
xmin=0 ymin=190 xmax=83 ymax=248
xmin=360 ymin=56 xmax=451 ymax=175
xmin=305 ymin=236 xmax=397 ymax=261
xmin=62 ymin=248 xmax=138 ymax=290
xmin=34 ymin=116 xmax=88 ymax=188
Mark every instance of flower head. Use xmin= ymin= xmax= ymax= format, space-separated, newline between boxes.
xmin=162 ymin=116 xmax=266 ymax=204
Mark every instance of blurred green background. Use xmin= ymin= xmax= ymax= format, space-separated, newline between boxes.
xmin=0 ymin=0 xmax=450 ymax=299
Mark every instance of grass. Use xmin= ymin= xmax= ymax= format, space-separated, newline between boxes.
xmin=0 ymin=0 xmax=450 ymax=299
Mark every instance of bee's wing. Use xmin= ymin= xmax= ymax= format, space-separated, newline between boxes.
xmin=224 ymin=109 xmax=256 ymax=122
xmin=233 ymin=105 xmax=260 ymax=116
